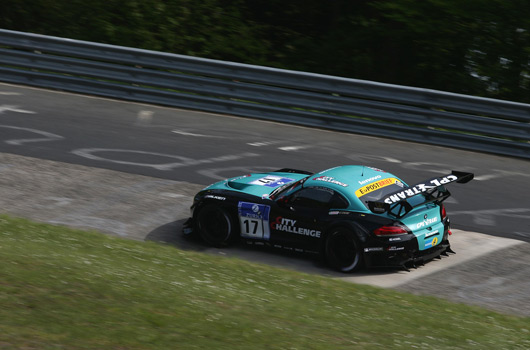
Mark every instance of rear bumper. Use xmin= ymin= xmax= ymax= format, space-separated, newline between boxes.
xmin=363 ymin=223 xmax=452 ymax=269
xmin=364 ymin=240 xmax=452 ymax=269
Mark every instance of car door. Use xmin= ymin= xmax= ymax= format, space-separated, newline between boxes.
xmin=270 ymin=186 xmax=349 ymax=251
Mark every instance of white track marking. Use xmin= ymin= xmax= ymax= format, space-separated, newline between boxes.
xmin=71 ymin=148 xmax=259 ymax=171
xmin=0 ymin=92 xmax=21 ymax=96
xmin=345 ymin=154 xmax=403 ymax=164
xmin=278 ymin=145 xmax=311 ymax=151
xmin=172 ymin=129 xmax=223 ymax=138
xmin=347 ymin=153 xmax=530 ymax=182
xmin=0 ymin=125 xmax=63 ymax=145
xmin=135 ymin=110 xmax=154 ymax=125
xmin=160 ymin=192 xmax=186 ymax=198
xmin=247 ymin=141 xmax=282 ymax=147
xmin=0 ymin=105 xmax=36 ymax=114
xmin=473 ymin=169 xmax=530 ymax=181
xmin=449 ymin=208 xmax=530 ymax=226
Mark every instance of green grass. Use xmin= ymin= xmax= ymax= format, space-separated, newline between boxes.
xmin=1 ymin=214 xmax=529 ymax=350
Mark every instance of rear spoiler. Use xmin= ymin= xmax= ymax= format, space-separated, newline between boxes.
xmin=367 ymin=171 xmax=473 ymax=218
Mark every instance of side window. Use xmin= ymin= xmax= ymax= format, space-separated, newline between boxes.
xmin=289 ymin=187 xmax=348 ymax=209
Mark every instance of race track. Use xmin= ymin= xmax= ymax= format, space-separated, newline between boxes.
xmin=1 ymin=83 xmax=529 ymax=317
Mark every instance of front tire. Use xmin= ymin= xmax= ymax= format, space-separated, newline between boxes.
xmin=325 ymin=227 xmax=364 ymax=272
xmin=197 ymin=204 xmax=235 ymax=247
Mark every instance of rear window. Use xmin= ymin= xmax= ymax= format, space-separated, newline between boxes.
xmin=356 ymin=178 xmax=406 ymax=208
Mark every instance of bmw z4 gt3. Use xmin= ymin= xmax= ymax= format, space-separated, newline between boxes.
xmin=183 ymin=165 xmax=473 ymax=272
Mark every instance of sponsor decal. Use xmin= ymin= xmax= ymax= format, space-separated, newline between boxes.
xmin=389 ymin=237 xmax=402 ymax=242
xmin=205 ymin=195 xmax=226 ymax=201
xmin=364 ymin=247 xmax=384 ymax=252
xmin=387 ymin=246 xmax=405 ymax=251
xmin=250 ymin=176 xmax=295 ymax=187
xmin=238 ymin=202 xmax=271 ymax=240
xmin=271 ymin=217 xmax=321 ymax=238
xmin=358 ymin=175 xmax=382 ymax=185
xmin=312 ymin=176 xmax=348 ymax=187
xmin=355 ymin=178 xmax=400 ymax=197
xmin=415 ymin=217 xmax=438 ymax=229
xmin=329 ymin=211 xmax=351 ymax=216
xmin=383 ymin=175 xmax=458 ymax=204
xmin=424 ymin=236 xmax=439 ymax=249
xmin=425 ymin=230 xmax=439 ymax=238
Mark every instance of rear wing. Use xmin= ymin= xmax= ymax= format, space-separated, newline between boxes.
xmin=367 ymin=171 xmax=473 ymax=218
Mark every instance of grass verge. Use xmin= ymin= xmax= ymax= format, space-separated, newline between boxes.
xmin=1 ymin=214 xmax=529 ymax=349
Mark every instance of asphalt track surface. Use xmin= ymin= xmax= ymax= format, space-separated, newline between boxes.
xmin=1 ymin=83 xmax=530 ymax=317
xmin=1 ymin=84 xmax=529 ymax=241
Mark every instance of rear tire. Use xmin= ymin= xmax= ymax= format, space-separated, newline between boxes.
xmin=197 ymin=204 xmax=235 ymax=247
xmin=325 ymin=227 xmax=364 ymax=272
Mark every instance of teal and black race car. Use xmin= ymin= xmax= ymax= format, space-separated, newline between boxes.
xmin=183 ymin=165 xmax=473 ymax=272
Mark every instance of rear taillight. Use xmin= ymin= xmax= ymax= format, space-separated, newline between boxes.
xmin=374 ymin=225 xmax=408 ymax=236
xmin=441 ymin=204 xmax=447 ymax=219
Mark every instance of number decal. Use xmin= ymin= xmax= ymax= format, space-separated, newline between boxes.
xmin=250 ymin=176 xmax=295 ymax=187
xmin=238 ymin=202 xmax=271 ymax=240
xmin=243 ymin=219 xmax=260 ymax=235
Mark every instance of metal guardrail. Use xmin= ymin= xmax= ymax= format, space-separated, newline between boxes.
xmin=1 ymin=29 xmax=529 ymax=159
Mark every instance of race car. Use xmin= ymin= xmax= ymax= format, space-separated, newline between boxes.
xmin=183 ymin=165 xmax=473 ymax=272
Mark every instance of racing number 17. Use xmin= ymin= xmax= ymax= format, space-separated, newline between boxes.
xmin=241 ymin=218 xmax=265 ymax=239
xmin=243 ymin=219 xmax=259 ymax=235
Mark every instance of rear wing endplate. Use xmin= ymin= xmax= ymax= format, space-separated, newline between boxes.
xmin=367 ymin=171 xmax=473 ymax=218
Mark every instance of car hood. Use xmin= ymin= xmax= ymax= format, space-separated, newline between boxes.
xmin=204 ymin=172 xmax=308 ymax=198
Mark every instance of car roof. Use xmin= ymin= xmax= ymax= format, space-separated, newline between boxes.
xmin=304 ymin=165 xmax=404 ymax=209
